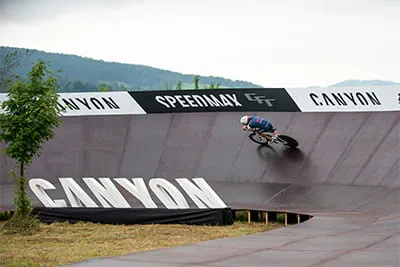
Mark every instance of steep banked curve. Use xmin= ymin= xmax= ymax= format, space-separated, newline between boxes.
xmin=1 ymin=111 xmax=399 ymax=266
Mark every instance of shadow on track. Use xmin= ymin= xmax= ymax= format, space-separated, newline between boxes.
xmin=280 ymin=147 xmax=306 ymax=162
xmin=256 ymin=144 xmax=276 ymax=161
xmin=255 ymin=144 xmax=310 ymax=183
xmin=256 ymin=144 xmax=305 ymax=163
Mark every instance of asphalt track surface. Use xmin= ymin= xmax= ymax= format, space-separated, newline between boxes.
xmin=1 ymin=111 xmax=399 ymax=266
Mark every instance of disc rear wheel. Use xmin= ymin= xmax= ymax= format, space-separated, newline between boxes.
xmin=277 ymin=135 xmax=299 ymax=148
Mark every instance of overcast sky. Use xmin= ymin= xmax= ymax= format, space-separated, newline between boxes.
xmin=0 ymin=0 xmax=399 ymax=87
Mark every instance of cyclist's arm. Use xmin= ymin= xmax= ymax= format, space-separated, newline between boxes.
xmin=242 ymin=125 xmax=259 ymax=131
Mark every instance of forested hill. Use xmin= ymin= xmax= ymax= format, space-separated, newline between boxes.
xmin=329 ymin=79 xmax=400 ymax=87
xmin=0 ymin=46 xmax=262 ymax=92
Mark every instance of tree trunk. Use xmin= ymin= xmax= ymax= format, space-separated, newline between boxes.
xmin=20 ymin=161 xmax=24 ymax=178
xmin=19 ymin=162 xmax=25 ymax=201
xmin=15 ymin=161 xmax=31 ymax=217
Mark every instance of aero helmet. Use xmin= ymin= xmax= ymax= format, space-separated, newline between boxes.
xmin=240 ymin=115 xmax=250 ymax=125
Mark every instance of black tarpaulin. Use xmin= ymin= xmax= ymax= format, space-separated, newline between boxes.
xmin=32 ymin=207 xmax=234 ymax=225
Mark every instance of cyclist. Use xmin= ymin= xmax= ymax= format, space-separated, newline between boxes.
xmin=240 ymin=115 xmax=279 ymax=142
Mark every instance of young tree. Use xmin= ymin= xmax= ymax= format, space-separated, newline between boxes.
xmin=0 ymin=59 xmax=64 ymax=234
xmin=176 ymin=81 xmax=183 ymax=90
xmin=99 ymin=83 xmax=111 ymax=92
xmin=208 ymin=82 xmax=220 ymax=89
xmin=194 ymin=75 xmax=200 ymax=89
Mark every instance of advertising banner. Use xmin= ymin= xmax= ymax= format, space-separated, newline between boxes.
xmin=0 ymin=92 xmax=146 ymax=116
xmin=285 ymin=85 xmax=400 ymax=112
xmin=129 ymin=88 xmax=301 ymax=113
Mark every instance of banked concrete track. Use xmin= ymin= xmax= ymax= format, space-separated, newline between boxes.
xmin=1 ymin=111 xmax=399 ymax=266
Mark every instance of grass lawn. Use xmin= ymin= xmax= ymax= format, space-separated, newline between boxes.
xmin=0 ymin=221 xmax=283 ymax=267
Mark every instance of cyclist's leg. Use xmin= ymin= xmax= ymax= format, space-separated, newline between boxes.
xmin=262 ymin=124 xmax=275 ymax=135
xmin=265 ymin=122 xmax=279 ymax=136
xmin=258 ymin=128 xmax=274 ymax=142
xmin=263 ymin=124 xmax=279 ymax=142
xmin=272 ymin=127 xmax=279 ymax=136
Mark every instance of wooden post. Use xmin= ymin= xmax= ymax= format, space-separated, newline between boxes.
xmin=265 ymin=212 xmax=268 ymax=224
xmin=284 ymin=213 xmax=287 ymax=226
xmin=247 ymin=210 xmax=251 ymax=224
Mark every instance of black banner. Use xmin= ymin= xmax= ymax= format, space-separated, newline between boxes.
xmin=129 ymin=88 xmax=301 ymax=113
xmin=32 ymin=207 xmax=234 ymax=225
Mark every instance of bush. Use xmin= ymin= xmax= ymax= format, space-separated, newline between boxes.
xmin=0 ymin=211 xmax=14 ymax=221
xmin=1 ymin=213 xmax=40 ymax=235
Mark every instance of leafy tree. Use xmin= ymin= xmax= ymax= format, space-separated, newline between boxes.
xmin=0 ymin=59 xmax=64 ymax=234
xmin=176 ymin=81 xmax=183 ymax=90
xmin=118 ymin=84 xmax=129 ymax=91
xmin=73 ymin=81 xmax=85 ymax=90
xmin=99 ymin=83 xmax=111 ymax=92
xmin=194 ymin=75 xmax=200 ymax=89
xmin=208 ymin=82 xmax=220 ymax=89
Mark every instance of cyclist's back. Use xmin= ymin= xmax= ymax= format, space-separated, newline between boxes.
xmin=248 ymin=116 xmax=273 ymax=131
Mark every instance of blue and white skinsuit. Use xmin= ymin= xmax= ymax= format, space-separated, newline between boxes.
xmin=245 ymin=116 xmax=276 ymax=133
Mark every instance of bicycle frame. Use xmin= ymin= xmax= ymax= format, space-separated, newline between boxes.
xmin=247 ymin=129 xmax=299 ymax=148
xmin=253 ymin=131 xmax=275 ymax=142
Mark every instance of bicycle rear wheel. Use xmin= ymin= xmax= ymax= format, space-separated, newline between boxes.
xmin=277 ymin=135 xmax=299 ymax=148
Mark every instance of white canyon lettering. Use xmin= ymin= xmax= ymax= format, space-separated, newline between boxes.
xmin=29 ymin=177 xmax=227 ymax=209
